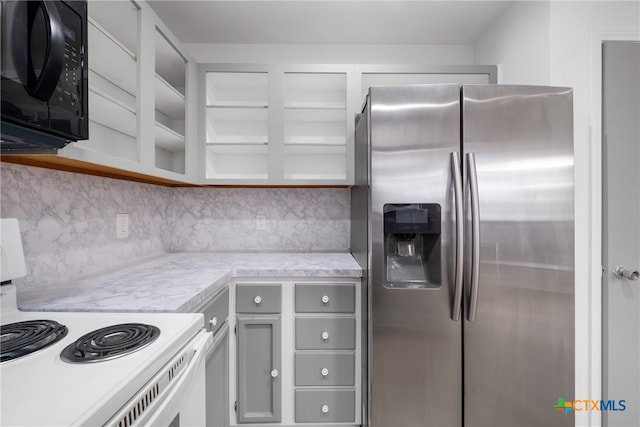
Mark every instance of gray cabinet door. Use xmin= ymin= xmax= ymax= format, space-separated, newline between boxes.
xmin=206 ymin=328 xmax=229 ymax=427
xmin=236 ymin=315 xmax=281 ymax=423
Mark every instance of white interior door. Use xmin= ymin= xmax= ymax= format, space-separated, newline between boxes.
xmin=602 ymin=40 xmax=640 ymax=427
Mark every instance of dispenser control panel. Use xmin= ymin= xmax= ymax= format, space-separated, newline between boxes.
xmin=383 ymin=204 xmax=441 ymax=235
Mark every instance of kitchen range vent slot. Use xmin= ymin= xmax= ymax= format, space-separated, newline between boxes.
xmin=107 ymin=348 xmax=194 ymax=427
xmin=168 ymin=355 xmax=185 ymax=380
xmin=116 ymin=384 xmax=159 ymax=427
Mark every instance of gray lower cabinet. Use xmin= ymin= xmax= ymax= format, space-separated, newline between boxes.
xmin=236 ymin=315 xmax=281 ymax=423
xmin=294 ymin=282 xmax=358 ymax=424
xmin=206 ymin=327 xmax=229 ymax=427
xmin=196 ymin=289 xmax=230 ymax=427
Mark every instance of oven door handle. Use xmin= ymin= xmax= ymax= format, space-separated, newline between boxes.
xmin=11 ymin=0 xmax=65 ymax=101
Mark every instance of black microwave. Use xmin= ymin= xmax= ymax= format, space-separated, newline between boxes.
xmin=1 ymin=0 xmax=88 ymax=154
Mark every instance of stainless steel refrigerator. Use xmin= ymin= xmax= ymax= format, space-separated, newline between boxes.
xmin=351 ymin=84 xmax=575 ymax=427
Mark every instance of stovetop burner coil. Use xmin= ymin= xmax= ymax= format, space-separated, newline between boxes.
xmin=1 ymin=320 xmax=69 ymax=363
xmin=60 ymin=323 xmax=160 ymax=363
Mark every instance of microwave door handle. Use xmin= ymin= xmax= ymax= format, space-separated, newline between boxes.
xmin=29 ymin=1 xmax=65 ymax=101
xmin=10 ymin=1 xmax=31 ymax=89
xmin=11 ymin=1 xmax=65 ymax=101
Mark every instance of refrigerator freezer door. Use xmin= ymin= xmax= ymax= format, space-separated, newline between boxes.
xmin=462 ymin=85 xmax=574 ymax=426
xmin=368 ymin=84 xmax=462 ymax=426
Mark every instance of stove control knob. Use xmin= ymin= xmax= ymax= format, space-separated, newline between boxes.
xmin=271 ymin=369 xmax=279 ymax=378
xmin=321 ymin=405 xmax=329 ymax=414
xmin=321 ymin=331 xmax=329 ymax=341
xmin=321 ymin=295 xmax=329 ymax=304
xmin=321 ymin=368 xmax=329 ymax=377
xmin=209 ymin=317 xmax=218 ymax=328
xmin=254 ymin=295 xmax=262 ymax=304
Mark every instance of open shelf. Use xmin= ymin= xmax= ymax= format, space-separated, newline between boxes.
xmin=284 ymin=108 xmax=346 ymax=146
xmin=206 ymin=144 xmax=269 ymax=180
xmin=155 ymin=74 xmax=186 ymax=119
xmin=206 ymin=72 xmax=268 ymax=107
xmin=155 ymin=28 xmax=186 ymax=95
xmin=156 ymin=146 xmax=185 ymax=174
xmin=206 ymin=107 xmax=268 ymax=144
xmin=154 ymin=28 xmax=186 ymax=175
xmin=73 ymin=121 xmax=138 ymax=162
xmin=283 ymin=145 xmax=346 ymax=181
xmin=89 ymin=71 xmax=135 ymax=111
xmin=89 ymin=88 xmax=137 ymax=137
xmin=155 ymin=123 xmax=185 ymax=152
xmin=88 ymin=20 xmax=136 ymax=96
xmin=284 ymin=73 xmax=346 ymax=109
xmin=88 ymin=1 xmax=139 ymax=55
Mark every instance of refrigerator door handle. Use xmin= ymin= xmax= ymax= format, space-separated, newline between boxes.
xmin=467 ymin=152 xmax=480 ymax=322
xmin=451 ymin=152 xmax=464 ymax=321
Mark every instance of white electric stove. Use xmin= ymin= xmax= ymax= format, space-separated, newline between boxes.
xmin=0 ymin=219 xmax=212 ymax=426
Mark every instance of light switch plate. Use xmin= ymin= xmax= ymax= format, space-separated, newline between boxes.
xmin=116 ymin=213 xmax=129 ymax=239
xmin=256 ymin=214 xmax=266 ymax=231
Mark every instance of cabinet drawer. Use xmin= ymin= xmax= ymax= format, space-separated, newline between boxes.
xmin=295 ymin=389 xmax=355 ymax=423
xmin=295 ymin=318 xmax=355 ymax=350
xmin=295 ymin=283 xmax=355 ymax=313
xmin=236 ymin=284 xmax=281 ymax=313
xmin=200 ymin=288 xmax=229 ymax=335
xmin=295 ymin=352 xmax=354 ymax=386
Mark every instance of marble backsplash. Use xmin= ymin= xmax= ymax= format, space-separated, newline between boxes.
xmin=0 ymin=163 xmax=350 ymax=289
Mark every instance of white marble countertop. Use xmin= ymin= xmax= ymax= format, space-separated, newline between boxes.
xmin=18 ymin=252 xmax=362 ymax=313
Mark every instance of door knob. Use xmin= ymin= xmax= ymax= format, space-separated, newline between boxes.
xmin=613 ymin=266 xmax=639 ymax=281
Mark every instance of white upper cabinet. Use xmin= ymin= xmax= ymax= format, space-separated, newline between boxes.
xmin=72 ymin=0 xmax=139 ymax=162
xmin=283 ymin=72 xmax=348 ymax=181
xmin=200 ymin=65 xmax=355 ymax=186
xmin=154 ymin=28 xmax=187 ymax=175
xmin=204 ymin=72 xmax=269 ymax=180
xmin=59 ymin=0 xmax=195 ymax=184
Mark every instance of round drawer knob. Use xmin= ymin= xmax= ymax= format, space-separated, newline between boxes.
xmin=321 ymin=405 xmax=329 ymax=414
xmin=321 ymin=331 xmax=329 ymax=340
xmin=321 ymin=295 xmax=330 ymax=304
xmin=271 ymin=369 xmax=279 ymax=378
xmin=209 ymin=316 xmax=218 ymax=328
xmin=321 ymin=368 xmax=329 ymax=377
xmin=254 ymin=295 xmax=262 ymax=304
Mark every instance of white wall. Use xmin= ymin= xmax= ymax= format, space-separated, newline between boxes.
xmin=475 ymin=2 xmax=640 ymax=426
xmin=549 ymin=3 xmax=640 ymax=427
xmin=474 ymin=1 xmax=550 ymax=84
xmin=185 ymin=43 xmax=475 ymax=65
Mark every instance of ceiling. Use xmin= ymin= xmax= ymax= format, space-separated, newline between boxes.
xmin=147 ymin=1 xmax=513 ymax=45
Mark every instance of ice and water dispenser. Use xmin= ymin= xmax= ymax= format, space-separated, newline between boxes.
xmin=384 ymin=204 xmax=441 ymax=288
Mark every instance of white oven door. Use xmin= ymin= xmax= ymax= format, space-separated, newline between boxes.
xmin=105 ymin=330 xmax=213 ymax=427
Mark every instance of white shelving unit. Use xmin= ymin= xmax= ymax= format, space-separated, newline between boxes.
xmin=154 ymin=28 xmax=187 ymax=174
xmin=73 ymin=1 xmax=139 ymax=161
xmin=204 ymin=72 xmax=269 ymax=181
xmin=52 ymin=0 xmax=197 ymax=184
xmin=283 ymin=72 xmax=348 ymax=182
xmin=199 ymin=67 xmax=352 ymax=185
